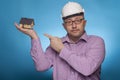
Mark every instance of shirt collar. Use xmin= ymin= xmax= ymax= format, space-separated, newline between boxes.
xmin=62 ymin=32 xmax=88 ymax=43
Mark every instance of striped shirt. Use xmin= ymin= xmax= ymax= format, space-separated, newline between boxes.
xmin=31 ymin=32 xmax=105 ymax=80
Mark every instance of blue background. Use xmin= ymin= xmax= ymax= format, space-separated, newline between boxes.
xmin=0 ymin=0 xmax=120 ymax=80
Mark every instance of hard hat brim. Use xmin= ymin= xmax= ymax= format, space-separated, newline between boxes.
xmin=62 ymin=12 xmax=84 ymax=20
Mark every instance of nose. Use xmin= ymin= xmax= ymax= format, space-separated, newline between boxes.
xmin=72 ymin=22 xmax=77 ymax=28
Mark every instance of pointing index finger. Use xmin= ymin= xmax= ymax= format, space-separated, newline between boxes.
xmin=44 ymin=33 xmax=53 ymax=39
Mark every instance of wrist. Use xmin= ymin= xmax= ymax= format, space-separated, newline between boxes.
xmin=30 ymin=34 xmax=38 ymax=40
xmin=59 ymin=45 xmax=64 ymax=53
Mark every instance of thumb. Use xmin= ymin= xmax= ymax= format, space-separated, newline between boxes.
xmin=14 ymin=22 xmax=20 ymax=29
xmin=14 ymin=22 xmax=26 ymax=32
xmin=44 ymin=33 xmax=54 ymax=39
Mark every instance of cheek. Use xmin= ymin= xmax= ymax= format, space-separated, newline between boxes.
xmin=80 ymin=26 xmax=84 ymax=30
xmin=66 ymin=27 xmax=71 ymax=33
xmin=64 ymin=26 xmax=70 ymax=31
xmin=79 ymin=23 xmax=85 ymax=30
xmin=79 ymin=26 xmax=85 ymax=32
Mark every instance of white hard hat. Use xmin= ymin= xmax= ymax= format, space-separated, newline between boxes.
xmin=62 ymin=2 xmax=84 ymax=18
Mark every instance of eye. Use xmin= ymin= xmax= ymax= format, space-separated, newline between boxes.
xmin=65 ymin=20 xmax=72 ymax=23
xmin=75 ymin=19 xmax=82 ymax=23
xmin=77 ymin=19 xmax=81 ymax=22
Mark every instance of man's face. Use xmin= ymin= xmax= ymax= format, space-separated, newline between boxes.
xmin=63 ymin=15 xmax=86 ymax=38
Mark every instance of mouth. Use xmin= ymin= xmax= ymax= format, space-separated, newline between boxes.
xmin=71 ymin=29 xmax=79 ymax=33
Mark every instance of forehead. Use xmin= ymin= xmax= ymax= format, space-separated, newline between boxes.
xmin=64 ymin=15 xmax=84 ymax=21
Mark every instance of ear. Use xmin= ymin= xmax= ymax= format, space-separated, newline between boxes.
xmin=83 ymin=20 xmax=87 ymax=28
xmin=62 ymin=23 xmax=66 ymax=30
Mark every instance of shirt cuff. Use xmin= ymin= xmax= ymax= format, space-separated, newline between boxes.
xmin=31 ymin=38 xmax=40 ymax=46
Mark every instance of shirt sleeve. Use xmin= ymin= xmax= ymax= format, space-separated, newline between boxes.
xmin=59 ymin=37 xmax=105 ymax=76
xmin=30 ymin=38 xmax=55 ymax=71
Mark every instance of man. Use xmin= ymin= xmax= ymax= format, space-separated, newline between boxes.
xmin=15 ymin=2 xmax=105 ymax=80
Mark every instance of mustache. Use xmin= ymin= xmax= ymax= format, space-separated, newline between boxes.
xmin=71 ymin=29 xmax=80 ymax=31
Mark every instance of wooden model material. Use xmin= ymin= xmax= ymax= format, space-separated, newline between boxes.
xmin=19 ymin=18 xmax=34 ymax=29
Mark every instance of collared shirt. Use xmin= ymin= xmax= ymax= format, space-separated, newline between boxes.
xmin=31 ymin=33 xmax=105 ymax=80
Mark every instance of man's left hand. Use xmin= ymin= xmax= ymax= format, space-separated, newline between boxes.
xmin=44 ymin=34 xmax=64 ymax=53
